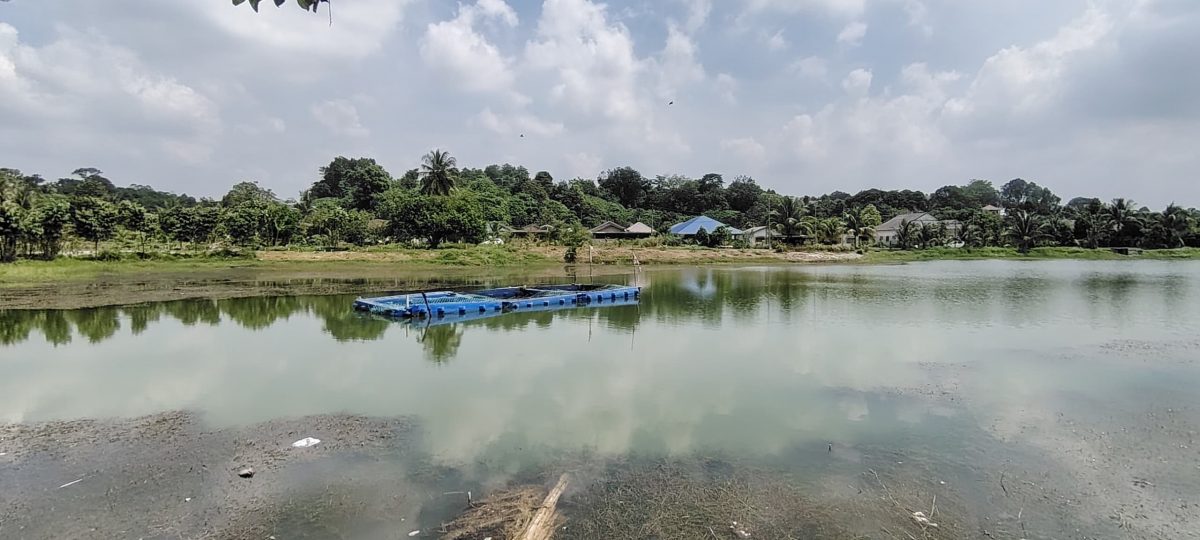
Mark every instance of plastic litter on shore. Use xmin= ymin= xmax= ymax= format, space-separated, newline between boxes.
xmin=291 ymin=437 xmax=321 ymax=448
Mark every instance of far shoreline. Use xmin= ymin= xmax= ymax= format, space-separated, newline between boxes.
xmin=2 ymin=245 xmax=1198 ymax=310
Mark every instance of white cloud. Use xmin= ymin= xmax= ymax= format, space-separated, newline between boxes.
xmin=946 ymin=8 xmax=1113 ymax=122
xmin=420 ymin=0 xmax=518 ymax=94
xmin=791 ymin=55 xmax=829 ymax=81
xmin=564 ymin=151 xmax=603 ymax=178
xmin=0 ymin=23 xmax=219 ymax=164
xmin=765 ymin=29 xmax=788 ymax=51
xmin=716 ymin=73 xmax=738 ymax=105
xmin=743 ymin=0 xmax=867 ymax=17
xmin=836 ymin=21 xmax=868 ymax=46
xmin=676 ymin=0 xmax=713 ymax=33
xmin=841 ymin=68 xmax=873 ymax=96
xmin=477 ymin=107 xmax=565 ymax=137
xmin=721 ymin=137 xmax=767 ymax=162
xmin=311 ymin=99 xmax=368 ymax=137
xmin=656 ymin=24 xmax=706 ymax=100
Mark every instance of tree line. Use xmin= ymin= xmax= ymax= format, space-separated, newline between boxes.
xmin=2 ymin=152 xmax=1198 ymax=262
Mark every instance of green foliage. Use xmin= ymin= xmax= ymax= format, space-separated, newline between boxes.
xmin=420 ymin=149 xmax=458 ymax=196
xmin=1007 ymin=210 xmax=1048 ymax=253
xmin=70 ymin=196 xmax=118 ymax=251
xmin=27 ymin=195 xmax=71 ymax=259
xmin=221 ymin=181 xmax=276 ymax=207
xmin=308 ymin=157 xmax=391 ymax=211
xmin=379 ymin=192 xmax=485 ymax=248
xmin=599 ymin=167 xmax=649 ymax=208
xmin=222 ymin=202 xmax=267 ymax=246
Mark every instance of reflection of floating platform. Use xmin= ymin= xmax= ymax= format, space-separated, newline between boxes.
xmin=353 ymin=284 xmax=641 ymax=319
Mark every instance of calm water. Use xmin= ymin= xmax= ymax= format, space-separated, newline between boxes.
xmin=3 ymin=260 xmax=1199 ymax=537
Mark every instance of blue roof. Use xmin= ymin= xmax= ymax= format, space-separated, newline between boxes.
xmin=668 ymin=216 xmax=743 ymax=235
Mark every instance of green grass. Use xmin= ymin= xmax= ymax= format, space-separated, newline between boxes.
xmin=863 ymin=246 xmax=1200 ymax=263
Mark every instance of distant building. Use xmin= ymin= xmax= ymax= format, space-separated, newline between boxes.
xmin=874 ymin=212 xmax=961 ymax=246
xmin=982 ymin=204 xmax=1005 ymax=216
xmin=589 ymin=221 xmax=654 ymax=240
xmin=668 ymin=216 xmax=743 ymax=237
xmin=503 ymin=224 xmax=553 ymax=239
xmin=740 ymin=226 xmax=782 ymax=246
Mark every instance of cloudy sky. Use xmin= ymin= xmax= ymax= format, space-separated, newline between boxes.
xmin=1 ymin=0 xmax=1197 ymax=206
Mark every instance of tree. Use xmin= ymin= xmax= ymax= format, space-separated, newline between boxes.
xmin=962 ymin=179 xmax=1001 ymax=207
xmin=116 ymin=200 xmax=150 ymax=253
xmin=598 ymin=167 xmax=649 ymax=208
xmin=190 ymin=206 xmax=221 ymax=245
xmin=308 ymin=157 xmax=391 ymax=210
xmin=1154 ymin=204 xmax=1191 ymax=248
xmin=533 ymin=171 xmax=554 ymax=192
xmin=302 ymin=199 xmax=352 ymax=247
xmin=726 ymin=176 xmax=763 ymax=213
xmin=1106 ymin=198 xmax=1143 ymax=246
xmin=917 ymin=223 xmax=945 ymax=249
xmin=0 ymin=201 xmax=25 ymax=262
xmin=27 ymin=195 xmax=71 ymax=259
xmin=221 ymin=202 xmax=266 ymax=246
xmin=380 ymin=192 xmax=486 ymax=248
xmin=264 ymin=203 xmax=301 ymax=246
xmin=860 ymin=204 xmax=882 ymax=228
xmin=221 ymin=181 xmax=276 ymax=207
xmin=1007 ymin=210 xmax=1047 ymax=254
xmin=420 ymin=149 xmax=458 ymax=196
xmin=1000 ymin=178 xmax=1060 ymax=215
xmin=70 ymin=197 xmax=118 ymax=252
xmin=895 ymin=219 xmax=919 ymax=250
xmin=844 ymin=209 xmax=875 ymax=249
xmin=773 ymin=196 xmax=811 ymax=241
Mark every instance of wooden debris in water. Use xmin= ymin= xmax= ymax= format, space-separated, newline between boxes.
xmin=518 ymin=474 xmax=570 ymax=540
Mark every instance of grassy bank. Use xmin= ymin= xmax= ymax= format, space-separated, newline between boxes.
xmin=862 ymin=246 xmax=1200 ymax=262
xmin=4 ymin=244 xmax=1198 ymax=287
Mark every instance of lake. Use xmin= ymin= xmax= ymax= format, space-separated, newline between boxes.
xmin=2 ymin=260 xmax=1198 ymax=539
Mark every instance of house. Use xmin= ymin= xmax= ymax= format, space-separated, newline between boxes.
xmin=625 ymin=222 xmax=654 ymax=236
xmin=740 ymin=226 xmax=782 ymax=246
xmin=982 ymin=204 xmax=1005 ymax=216
xmin=874 ymin=212 xmax=961 ymax=246
xmin=589 ymin=221 xmax=628 ymax=239
xmin=668 ymin=216 xmax=743 ymax=237
xmin=589 ymin=221 xmax=655 ymax=240
xmin=504 ymin=224 xmax=553 ymax=239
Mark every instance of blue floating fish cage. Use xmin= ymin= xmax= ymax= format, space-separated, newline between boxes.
xmin=353 ymin=283 xmax=641 ymax=319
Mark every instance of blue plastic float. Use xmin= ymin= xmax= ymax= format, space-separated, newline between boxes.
xmin=352 ymin=283 xmax=641 ymax=319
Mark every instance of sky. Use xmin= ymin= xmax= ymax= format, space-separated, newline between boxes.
xmin=1 ymin=0 xmax=1198 ymax=207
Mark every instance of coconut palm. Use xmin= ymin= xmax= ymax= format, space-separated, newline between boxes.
xmin=773 ymin=196 xmax=811 ymax=243
xmin=1071 ymin=199 xmax=1109 ymax=249
xmin=419 ymin=149 xmax=457 ymax=196
xmin=917 ymin=222 xmax=945 ymax=249
xmin=1106 ymin=198 xmax=1143 ymax=245
xmin=895 ymin=219 xmax=919 ymax=250
xmin=843 ymin=210 xmax=874 ymax=248
xmin=1006 ymin=210 xmax=1047 ymax=254
xmin=1157 ymin=204 xmax=1191 ymax=248
xmin=815 ymin=217 xmax=846 ymax=245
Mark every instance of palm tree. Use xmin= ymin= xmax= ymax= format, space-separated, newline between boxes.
xmin=815 ymin=217 xmax=845 ymax=245
xmin=773 ymin=196 xmax=809 ymax=243
xmin=1071 ymin=200 xmax=1109 ymax=249
xmin=917 ymin=222 xmax=945 ymax=249
xmin=1157 ymin=204 xmax=1191 ymax=248
xmin=1007 ymin=210 xmax=1047 ymax=254
xmin=1106 ymin=198 xmax=1142 ymax=246
xmin=843 ymin=210 xmax=874 ymax=249
xmin=895 ymin=219 xmax=919 ymax=250
xmin=419 ymin=149 xmax=457 ymax=196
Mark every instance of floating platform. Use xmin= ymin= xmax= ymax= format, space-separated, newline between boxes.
xmin=353 ymin=284 xmax=641 ymax=319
